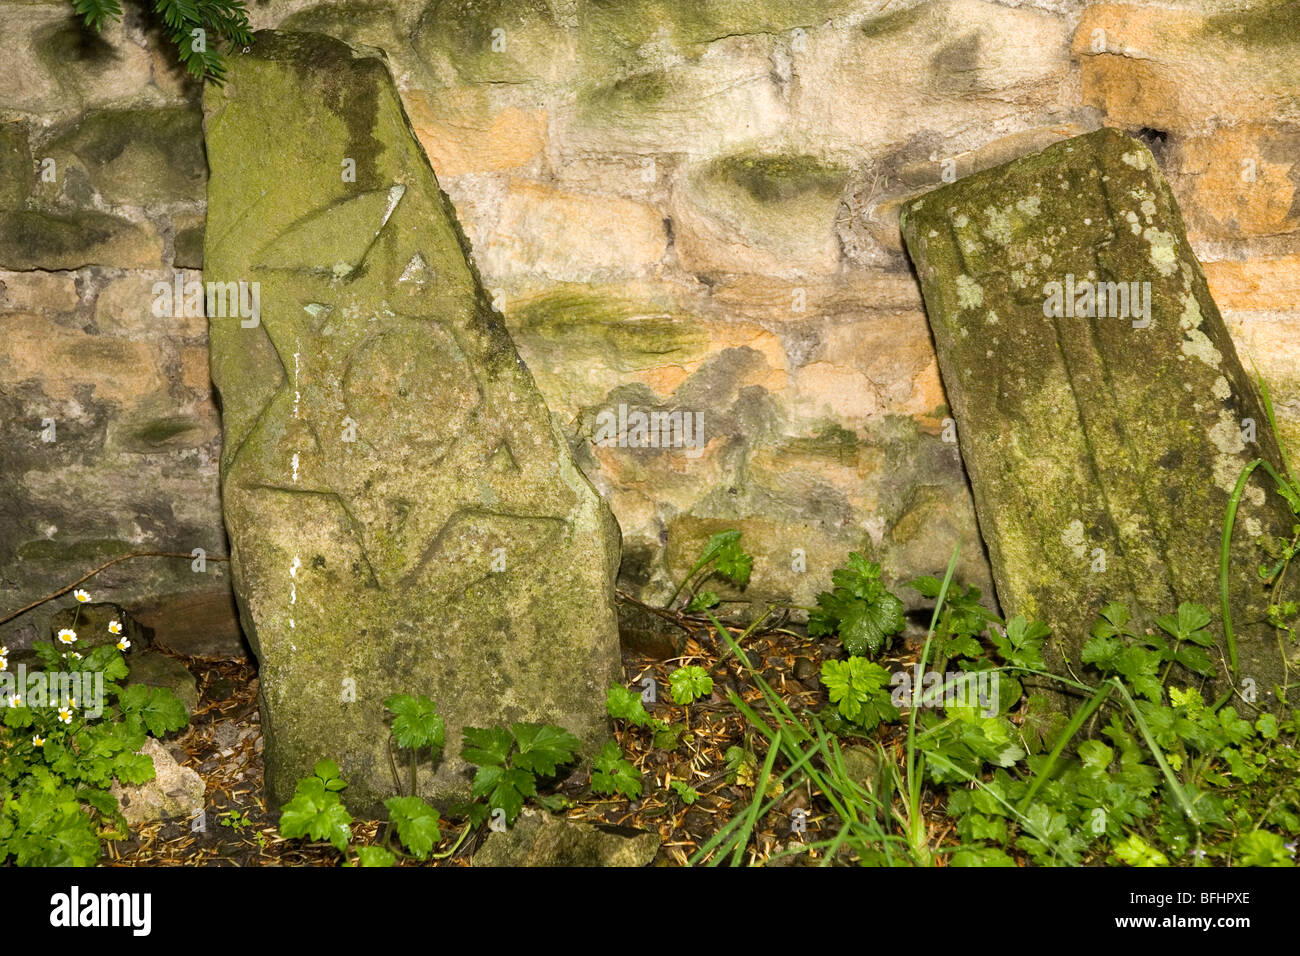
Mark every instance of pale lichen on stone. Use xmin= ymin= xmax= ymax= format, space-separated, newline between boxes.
xmin=1061 ymin=519 xmax=1088 ymax=560
xmin=955 ymin=274 xmax=983 ymax=309
xmin=901 ymin=128 xmax=1297 ymax=708
xmin=1144 ymin=226 xmax=1179 ymax=276
xmin=1179 ymin=292 xmax=1223 ymax=368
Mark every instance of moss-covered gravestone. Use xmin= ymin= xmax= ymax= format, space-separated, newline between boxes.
xmin=901 ymin=128 xmax=1297 ymax=709
xmin=203 ymin=32 xmax=622 ymax=812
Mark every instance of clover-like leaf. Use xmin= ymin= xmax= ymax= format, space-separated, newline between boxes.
xmin=279 ymin=768 xmax=353 ymax=853
xmin=686 ymin=591 xmax=720 ymax=612
xmin=470 ymin=764 xmax=536 ymax=824
xmin=117 ymin=684 xmax=188 ymax=738
xmin=991 ymin=616 xmax=1049 ymax=671
xmin=669 ymin=780 xmax=699 ymax=804
xmin=820 ymin=657 xmax=899 ymax=730
xmin=112 ymin=750 xmax=156 ymax=786
xmin=809 ymin=553 xmax=905 ymax=656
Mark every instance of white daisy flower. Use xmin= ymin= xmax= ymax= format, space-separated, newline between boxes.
xmin=74 ymin=589 xmax=90 ymax=603
xmin=108 ymin=620 xmax=122 ymax=635
xmin=0 ymin=657 xmax=7 ymax=671
xmin=32 ymin=735 xmax=44 ymax=747
xmin=57 ymin=707 xmax=73 ymax=725
xmin=7 ymin=694 xmax=21 ymax=708
xmin=70 ymin=651 xmax=82 ymax=660
xmin=116 ymin=638 xmax=131 ymax=652
xmin=57 ymin=628 xmax=77 ymax=645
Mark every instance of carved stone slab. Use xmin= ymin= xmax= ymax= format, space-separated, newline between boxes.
xmin=203 ymin=32 xmax=621 ymax=811
xmin=901 ymin=128 xmax=1297 ymax=708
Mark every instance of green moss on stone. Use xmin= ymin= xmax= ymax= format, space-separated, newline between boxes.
xmin=15 ymin=537 xmax=134 ymax=565
xmin=173 ymin=222 xmax=204 ymax=269
xmin=0 ymin=123 xmax=32 ymax=209
xmin=414 ymin=0 xmax=562 ymax=84
xmin=579 ymin=69 xmax=671 ymax=120
xmin=204 ymin=30 xmax=622 ymax=813
xmin=781 ymin=423 xmax=862 ymax=462
xmin=581 ymin=0 xmax=858 ymax=52
xmin=900 ymin=127 xmax=1298 ymax=707
xmin=859 ymin=1 xmax=929 ymax=38
xmin=1204 ymin=0 xmax=1300 ymax=47
xmin=280 ymin=2 xmax=406 ymax=53
xmin=0 ymin=209 xmax=155 ymax=270
xmin=129 ymin=417 xmax=201 ymax=448
xmin=709 ymin=153 xmax=847 ymax=204
xmin=511 ymin=288 xmax=709 ymax=362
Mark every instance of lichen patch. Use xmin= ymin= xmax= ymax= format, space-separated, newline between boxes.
xmin=1178 ymin=293 xmax=1223 ymax=368
xmin=1143 ymin=227 xmax=1178 ymax=275
xmin=1061 ymin=519 xmax=1088 ymax=560
xmin=1209 ymin=409 xmax=1245 ymax=455
xmin=956 ymin=274 xmax=983 ymax=310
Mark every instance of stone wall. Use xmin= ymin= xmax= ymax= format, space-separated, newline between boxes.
xmin=2 ymin=0 xmax=1297 ymax=645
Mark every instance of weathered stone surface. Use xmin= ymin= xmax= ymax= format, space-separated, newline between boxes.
xmin=44 ymin=107 xmax=206 ymax=205
xmin=1074 ymin=3 xmax=1300 ymax=135
xmin=109 ymin=737 xmax=204 ymax=826
xmin=471 ymin=808 xmax=660 ymax=867
xmin=8 ymin=0 xmax=1299 ymax=663
xmin=789 ymin=0 xmax=1072 ymax=153
xmin=901 ymin=127 xmax=1298 ymax=707
xmin=0 ymin=269 xmax=79 ymax=313
xmin=123 ymin=649 xmax=200 ymax=714
xmin=0 ymin=311 xmax=168 ymax=401
xmin=203 ymin=31 xmax=622 ymax=813
xmin=0 ymin=209 xmax=161 ymax=270
xmin=133 ymin=588 xmax=250 ymax=661
xmin=404 ymin=88 xmax=547 ymax=178
xmin=671 ymin=153 xmax=850 ymax=277
xmin=1168 ymin=124 xmax=1300 ymax=242
xmin=0 ymin=122 xmax=33 ymax=209
xmin=172 ymin=214 xmax=206 ymax=269
xmin=475 ymin=179 xmax=668 ymax=283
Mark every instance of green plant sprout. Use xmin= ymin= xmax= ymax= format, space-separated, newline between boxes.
xmin=669 ymin=780 xmax=699 ymax=804
xmin=278 ymin=758 xmax=465 ymax=865
xmin=808 ymin=552 xmax=906 ymax=657
xmin=591 ymin=741 xmax=642 ymax=799
xmin=606 ymin=683 xmax=683 ymax=749
xmin=382 ymin=693 xmax=444 ymax=798
xmin=667 ymin=530 xmax=753 ymax=612
xmin=460 ymin=722 xmax=581 ymax=826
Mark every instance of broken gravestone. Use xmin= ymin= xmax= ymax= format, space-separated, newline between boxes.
xmin=203 ymin=32 xmax=622 ymax=813
xmin=901 ymin=127 xmax=1297 ymax=709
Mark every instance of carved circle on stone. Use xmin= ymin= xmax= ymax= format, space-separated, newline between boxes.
xmin=342 ymin=322 xmax=482 ymax=453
